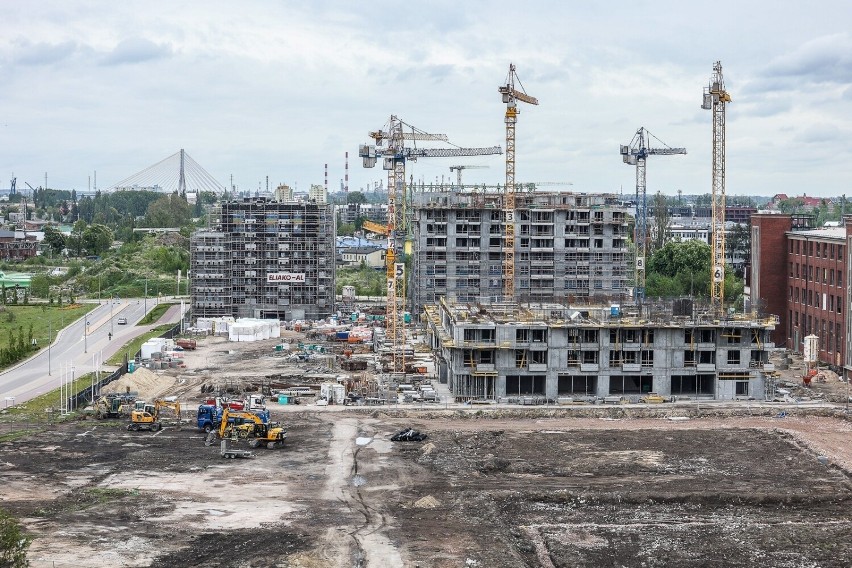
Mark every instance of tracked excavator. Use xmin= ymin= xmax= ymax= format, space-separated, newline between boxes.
xmin=205 ymin=408 xmax=286 ymax=449
xmin=127 ymin=400 xmax=181 ymax=432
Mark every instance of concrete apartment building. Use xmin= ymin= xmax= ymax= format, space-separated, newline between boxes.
xmin=411 ymin=190 xmax=632 ymax=314
xmin=190 ymin=197 xmax=336 ymax=321
xmin=751 ymin=213 xmax=849 ymax=376
xmin=425 ymin=298 xmax=777 ymax=402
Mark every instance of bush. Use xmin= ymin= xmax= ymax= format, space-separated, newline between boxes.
xmin=0 ymin=507 xmax=30 ymax=567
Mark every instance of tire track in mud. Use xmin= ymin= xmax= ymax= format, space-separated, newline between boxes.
xmin=322 ymin=417 xmax=402 ymax=567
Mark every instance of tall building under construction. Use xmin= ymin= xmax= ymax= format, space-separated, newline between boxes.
xmin=190 ymin=197 xmax=335 ymax=321
xmin=409 ymin=189 xmax=778 ymax=402
xmin=411 ymin=190 xmax=631 ymax=315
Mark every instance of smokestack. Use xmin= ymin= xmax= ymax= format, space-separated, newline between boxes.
xmin=324 ymin=163 xmax=328 ymax=193
xmin=345 ymin=151 xmax=349 ymax=193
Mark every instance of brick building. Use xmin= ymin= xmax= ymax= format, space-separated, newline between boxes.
xmin=751 ymin=213 xmax=849 ymax=376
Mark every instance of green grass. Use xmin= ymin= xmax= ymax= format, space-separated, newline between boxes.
xmin=0 ymin=373 xmax=97 ymax=423
xmin=138 ymin=302 xmax=174 ymax=325
xmin=106 ymin=323 xmax=175 ymax=366
xmin=0 ymin=304 xmax=97 ymax=371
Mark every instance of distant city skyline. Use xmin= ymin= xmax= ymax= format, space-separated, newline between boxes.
xmin=2 ymin=1 xmax=851 ymax=197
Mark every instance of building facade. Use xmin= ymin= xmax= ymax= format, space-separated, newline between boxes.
xmin=751 ymin=213 xmax=849 ymax=376
xmin=426 ymin=299 xmax=776 ymax=402
xmin=0 ymin=230 xmax=38 ymax=261
xmin=411 ymin=190 xmax=632 ymax=314
xmin=190 ymin=197 xmax=336 ymax=321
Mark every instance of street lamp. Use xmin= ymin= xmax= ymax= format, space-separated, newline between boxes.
xmin=84 ymin=320 xmax=89 ymax=353
xmin=144 ymin=277 xmax=148 ymax=315
xmin=48 ymin=313 xmax=52 ymax=376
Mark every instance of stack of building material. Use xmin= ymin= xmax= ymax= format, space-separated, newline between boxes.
xmin=196 ymin=317 xmax=236 ymax=336
xmin=227 ymin=318 xmax=281 ymax=342
xmin=141 ymin=338 xmax=168 ymax=360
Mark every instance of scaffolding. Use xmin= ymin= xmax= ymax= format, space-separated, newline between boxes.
xmin=190 ymin=197 xmax=336 ymax=321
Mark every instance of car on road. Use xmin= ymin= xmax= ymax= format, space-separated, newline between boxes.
xmin=117 ymin=317 xmax=128 ymax=325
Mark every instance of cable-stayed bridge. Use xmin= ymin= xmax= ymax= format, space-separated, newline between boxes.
xmin=106 ymin=149 xmax=225 ymax=194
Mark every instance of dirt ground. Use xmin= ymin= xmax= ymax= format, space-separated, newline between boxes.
xmin=1 ymin=336 xmax=852 ymax=567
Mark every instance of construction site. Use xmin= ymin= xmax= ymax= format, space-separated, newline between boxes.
xmin=1 ymin=329 xmax=852 ymax=567
xmin=2 ymin=63 xmax=851 ymax=567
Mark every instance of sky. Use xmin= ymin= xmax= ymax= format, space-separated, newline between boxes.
xmin=2 ymin=1 xmax=852 ymax=199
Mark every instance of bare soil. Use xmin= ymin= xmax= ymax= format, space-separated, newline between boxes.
xmin=1 ymin=336 xmax=851 ymax=567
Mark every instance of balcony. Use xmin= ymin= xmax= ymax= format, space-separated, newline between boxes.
xmin=580 ymin=363 xmax=600 ymax=372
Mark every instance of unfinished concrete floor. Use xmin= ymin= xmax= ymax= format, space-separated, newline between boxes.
xmin=1 ymin=411 xmax=851 ymax=567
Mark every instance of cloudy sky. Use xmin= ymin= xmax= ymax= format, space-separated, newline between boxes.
xmin=2 ymin=1 xmax=851 ymax=198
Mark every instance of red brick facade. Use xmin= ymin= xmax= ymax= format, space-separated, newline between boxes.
xmin=750 ymin=214 xmax=791 ymax=347
xmin=752 ymin=213 xmax=849 ymax=374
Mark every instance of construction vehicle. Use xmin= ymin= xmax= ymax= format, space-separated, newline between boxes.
xmin=127 ymin=399 xmax=181 ymax=432
xmin=639 ymin=392 xmax=668 ymax=404
xmin=127 ymin=409 xmax=162 ymax=431
xmin=93 ymin=395 xmax=124 ymax=419
xmin=196 ymin=401 xmax=270 ymax=432
xmin=210 ymin=408 xmax=286 ymax=449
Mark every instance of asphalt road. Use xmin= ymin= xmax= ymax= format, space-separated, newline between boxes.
xmin=0 ymin=298 xmax=183 ymax=406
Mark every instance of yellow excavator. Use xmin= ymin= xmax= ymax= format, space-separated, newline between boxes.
xmin=212 ymin=408 xmax=286 ymax=449
xmin=128 ymin=399 xmax=181 ymax=432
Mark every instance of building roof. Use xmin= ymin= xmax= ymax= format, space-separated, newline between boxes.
xmin=787 ymin=227 xmax=846 ymax=240
xmin=342 ymin=246 xmax=384 ymax=255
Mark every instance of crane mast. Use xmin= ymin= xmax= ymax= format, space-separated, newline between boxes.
xmin=702 ymin=61 xmax=730 ymax=312
xmin=360 ymin=116 xmax=502 ymax=373
xmin=449 ymin=165 xmax=489 ymax=186
xmin=499 ymin=63 xmax=538 ymax=301
xmin=620 ymin=128 xmax=686 ymax=302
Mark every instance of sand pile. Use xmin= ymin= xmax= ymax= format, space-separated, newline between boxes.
xmin=413 ymin=495 xmax=441 ymax=509
xmin=101 ymin=367 xmax=177 ymax=400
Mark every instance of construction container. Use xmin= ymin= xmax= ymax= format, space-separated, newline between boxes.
xmin=278 ymin=395 xmax=289 ymax=405
xmin=176 ymin=338 xmax=197 ymax=350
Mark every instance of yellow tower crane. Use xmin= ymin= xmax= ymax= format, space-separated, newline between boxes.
xmin=702 ymin=61 xmax=731 ymax=312
xmin=360 ymin=116 xmax=502 ymax=373
xmin=499 ymin=63 xmax=538 ymax=301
